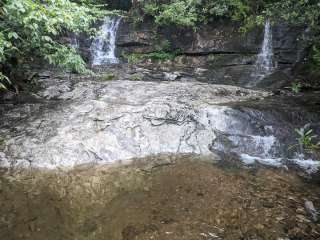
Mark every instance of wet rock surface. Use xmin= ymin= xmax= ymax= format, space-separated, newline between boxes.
xmin=0 ymin=72 xmax=319 ymax=172
xmin=72 ymin=17 xmax=305 ymax=87
xmin=0 ymin=156 xmax=319 ymax=240
xmin=0 ymin=74 xmax=269 ymax=168
xmin=117 ymin=19 xmax=302 ymax=63
xmin=113 ymin=19 xmax=305 ymax=87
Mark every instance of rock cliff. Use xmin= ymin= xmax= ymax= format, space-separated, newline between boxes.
xmin=115 ymin=18 xmax=305 ymax=87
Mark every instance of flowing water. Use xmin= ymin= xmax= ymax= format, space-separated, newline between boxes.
xmin=1 ymin=16 xmax=320 ymax=239
xmin=90 ymin=16 xmax=121 ymax=66
xmin=248 ymin=20 xmax=276 ymax=86
xmin=70 ymin=36 xmax=79 ymax=50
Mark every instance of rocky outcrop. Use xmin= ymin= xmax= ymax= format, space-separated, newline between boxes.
xmin=117 ymin=20 xmax=260 ymax=54
xmin=116 ymin=18 xmax=305 ymax=87
xmin=0 ymin=73 xmax=319 ymax=173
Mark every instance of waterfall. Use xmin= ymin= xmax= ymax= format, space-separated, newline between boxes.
xmin=90 ymin=16 xmax=121 ymax=66
xmin=70 ymin=36 xmax=79 ymax=50
xmin=249 ymin=20 xmax=276 ymax=86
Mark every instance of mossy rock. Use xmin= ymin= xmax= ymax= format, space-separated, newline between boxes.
xmin=0 ymin=138 xmax=5 ymax=150
xmin=100 ymin=73 xmax=117 ymax=81
xmin=130 ymin=74 xmax=143 ymax=81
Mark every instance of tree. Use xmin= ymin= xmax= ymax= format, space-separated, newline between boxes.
xmin=0 ymin=0 xmax=112 ymax=89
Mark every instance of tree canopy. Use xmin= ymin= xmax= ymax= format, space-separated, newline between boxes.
xmin=134 ymin=0 xmax=319 ymax=30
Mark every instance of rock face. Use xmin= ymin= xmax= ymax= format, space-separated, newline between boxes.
xmin=0 ymin=75 xmax=319 ymax=172
xmin=0 ymin=78 xmax=265 ymax=168
xmin=116 ymin=19 xmax=305 ymax=87
xmin=68 ymin=14 xmax=305 ymax=88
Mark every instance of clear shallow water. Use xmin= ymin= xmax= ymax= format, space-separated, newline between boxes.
xmin=1 ymin=156 xmax=320 ymax=240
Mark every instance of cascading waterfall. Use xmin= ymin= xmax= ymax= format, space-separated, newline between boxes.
xmin=249 ymin=20 xmax=276 ymax=86
xmin=90 ymin=16 xmax=121 ymax=66
xmin=70 ymin=36 xmax=79 ymax=50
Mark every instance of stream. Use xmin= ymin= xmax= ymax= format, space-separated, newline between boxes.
xmin=0 ymin=18 xmax=320 ymax=240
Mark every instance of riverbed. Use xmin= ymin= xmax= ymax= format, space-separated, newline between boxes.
xmin=1 ymin=154 xmax=319 ymax=240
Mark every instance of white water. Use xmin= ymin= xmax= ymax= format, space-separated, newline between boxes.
xmin=249 ymin=20 xmax=276 ymax=86
xmin=70 ymin=37 xmax=79 ymax=50
xmin=91 ymin=16 xmax=121 ymax=66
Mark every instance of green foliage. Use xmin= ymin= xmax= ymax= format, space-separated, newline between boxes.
xmin=266 ymin=0 xmax=320 ymax=30
xmin=101 ymin=73 xmax=116 ymax=81
xmin=296 ymin=127 xmax=317 ymax=149
xmin=153 ymin=1 xmax=198 ymax=28
xmin=143 ymin=3 xmax=159 ymax=16
xmin=136 ymin=0 xmax=320 ymax=36
xmin=134 ymin=0 xmax=320 ymax=74
xmin=154 ymin=39 xmax=171 ymax=52
xmin=0 ymin=72 xmax=10 ymax=90
xmin=0 ymin=0 xmax=113 ymax=86
xmin=290 ymin=125 xmax=320 ymax=154
xmin=124 ymin=38 xmax=177 ymax=63
xmin=124 ymin=50 xmax=178 ymax=64
xmin=145 ymin=51 xmax=176 ymax=61
xmin=199 ymin=0 xmax=250 ymax=22
xmin=124 ymin=53 xmax=143 ymax=64
xmin=0 ymin=137 xmax=5 ymax=146
xmin=44 ymin=44 xmax=90 ymax=74
xmin=130 ymin=74 xmax=143 ymax=81
xmin=139 ymin=0 xmax=255 ymax=28
xmin=291 ymin=82 xmax=302 ymax=94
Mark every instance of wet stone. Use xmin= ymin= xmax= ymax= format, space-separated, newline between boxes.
xmin=0 ymin=79 xmax=273 ymax=169
xmin=1 ymin=76 xmax=319 ymax=173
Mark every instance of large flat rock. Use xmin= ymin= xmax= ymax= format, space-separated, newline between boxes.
xmin=0 ymin=79 xmax=319 ymax=173
xmin=0 ymin=80 xmax=268 ymax=168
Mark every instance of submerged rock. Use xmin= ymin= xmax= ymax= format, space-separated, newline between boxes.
xmin=1 ymin=157 xmax=320 ymax=240
xmin=305 ymin=200 xmax=319 ymax=222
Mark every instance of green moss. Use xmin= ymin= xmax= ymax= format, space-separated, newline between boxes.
xmin=101 ymin=73 xmax=117 ymax=81
xmin=124 ymin=50 xmax=179 ymax=64
xmin=130 ymin=74 xmax=142 ymax=81
xmin=146 ymin=51 xmax=176 ymax=61
xmin=0 ymin=137 xmax=5 ymax=147
xmin=207 ymin=55 xmax=216 ymax=62
xmin=122 ymin=53 xmax=143 ymax=64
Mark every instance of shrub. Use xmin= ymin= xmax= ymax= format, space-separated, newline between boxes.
xmin=291 ymin=82 xmax=302 ymax=94
xmin=145 ymin=51 xmax=176 ymax=61
xmin=124 ymin=53 xmax=144 ymax=64
xmin=290 ymin=124 xmax=320 ymax=155
xmin=0 ymin=0 xmax=114 ymax=86
xmin=124 ymin=50 xmax=178 ymax=64
xmin=130 ymin=74 xmax=142 ymax=81
xmin=138 ymin=0 xmax=254 ymax=28
xmin=154 ymin=1 xmax=198 ymax=28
